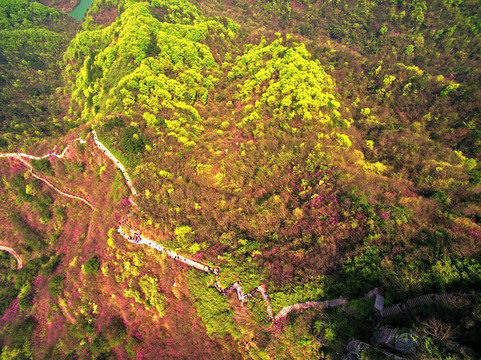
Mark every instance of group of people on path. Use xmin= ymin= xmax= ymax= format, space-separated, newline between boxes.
xmin=116 ymin=225 xmax=276 ymax=318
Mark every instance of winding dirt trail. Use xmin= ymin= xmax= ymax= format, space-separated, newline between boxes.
xmin=14 ymin=156 xmax=94 ymax=209
xmin=58 ymin=295 xmax=76 ymax=324
xmin=0 ymin=245 xmax=22 ymax=269
xmin=0 ymin=140 xmax=94 ymax=210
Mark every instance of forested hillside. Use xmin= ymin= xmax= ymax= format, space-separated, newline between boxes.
xmin=1 ymin=0 xmax=481 ymax=358
xmin=0 ymin=0 xmax=79 ymax=150
xmin=195 ymin=0 xmax=481 ymax=159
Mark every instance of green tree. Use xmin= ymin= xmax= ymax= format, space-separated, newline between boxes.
xmin=120 ymin=126 xmax=145 ymax=154
xmin=31 ymin=158 xmax=52 ymax=174
xmin=83 ymin=256 xmax=100 ymax=274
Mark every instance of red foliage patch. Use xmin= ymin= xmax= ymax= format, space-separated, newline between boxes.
xmin=91 ymin=6 xmax=118 ymax=28
xmin=0 ymin=298 xmax=19 ymax=327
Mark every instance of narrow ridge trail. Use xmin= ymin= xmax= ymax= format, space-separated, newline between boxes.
xmin=0 ymin=137 xmax=93 ymax=209
xmin=0 ymin=245 xmax=22 ymax=269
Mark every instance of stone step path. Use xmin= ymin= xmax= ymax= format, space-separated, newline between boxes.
xmin=117 ymin=225 xmax=348 ymax=323
xmin=273 ymin=298 xmax=348 ymax=323
xmin=90 ymin=131 xmax=137 ymax=197
xmin=215 ymin=279 xmax=274 ymax=320
xmin=258 ymin=285 xmax=274 ymax=320
xmin=117 ymin=226 xmax=278 ymax=319
xmin=117 ymin=227 xmax=277 ymax=317
xmin=0 ymin=138 xmax=85 ymax=161
xmin=117 ymin=227 xmax=216 ymax=274
xmin=378 ymin=293 xmax=460 ymax=318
